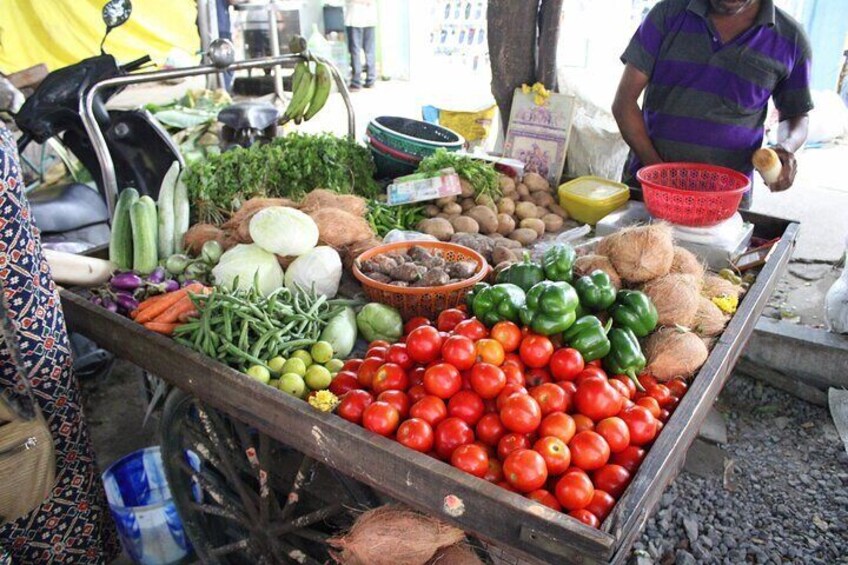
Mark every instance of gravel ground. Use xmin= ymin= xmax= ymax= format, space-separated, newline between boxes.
xmin=631 ymin=372 xmax=848 ymax=565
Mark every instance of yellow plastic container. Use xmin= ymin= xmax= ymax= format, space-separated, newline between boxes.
xmin=558 ymin=176 xmax=630 ymax=225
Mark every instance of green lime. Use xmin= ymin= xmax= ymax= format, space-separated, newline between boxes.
xmin=291 ymin=349 xmax=313 ymax=367
xmin=282 ymin=358 xmax=307 ymax=377
xmin=246 ymin=365 xmax=271 ymax=384
xmin=269 ymin=379 xmax=280 ymax=389
xmin=305 ymin=365 xmax=333 ymax=391
xmin=268 ymin=356 xmax=287 ymax=374
xmin=278 ymin=373 xmax=306 ymax=398
xmin=310 ymin=341 xmax=334 ymax=364
xmin=324 ymin=358 xmax=344 ymax=373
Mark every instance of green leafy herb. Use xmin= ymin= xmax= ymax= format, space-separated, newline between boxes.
xmin=416 ymin=148 xmax=501 ymax=201
xmin=365 ymin=200 xmax=426 ymax=237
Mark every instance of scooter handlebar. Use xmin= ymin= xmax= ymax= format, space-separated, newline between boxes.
xmin=121 ymin=55 xmax=151 ymax=73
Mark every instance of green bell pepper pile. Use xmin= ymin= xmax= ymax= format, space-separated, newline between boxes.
xmin=519 ymin=281 xmax=579 ymax=335
xmin=573 ymin=270 xmax=617 ymax=311
xmin=466 ymin=282 xmax=490 ymax=309
xmin=609 ymin=290 xmax=658 ymax=337
xmin=471 ymin=283 xmax=526 ymax=326
xmin=603 ymin=326 xmax=647 ymax=390
xmin=563 ymin=315 xmax=612 ymax=361
xmin=542 ymin=243 xmax=576 ymax=282
xmin=496 ymin=252 xmax=546 ymax=292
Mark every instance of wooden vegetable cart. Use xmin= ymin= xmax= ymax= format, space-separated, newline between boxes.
xmin=61 ymin=211 xmax=798 ymax=564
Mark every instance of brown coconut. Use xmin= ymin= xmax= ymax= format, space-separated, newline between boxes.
xmin=642 ymin=273 xmax=700 ymax=327
xmin=693 ymin=296 xmax=728 ymax=337
xmin=702 ymin=273 xmax=744 ymax=299
xmin=299 ymin=189 xmax=367 ymax=217
xmin=573 ymin=254 xmax=622 ymax=289
xmin=182 ymin=223 xmax=226 ymax=255
xmin=221 ymin=197 xmax=296 ymax=229
xmin=309 ymin=208 xmax=375 ymax=248
xmin=597 ymin=223 xmax=674 ymax=283
xmin=645 ymin=327 xmax=709 ymax=381
xmin=428 ymin=543 xmax=484 ymax=565
xmin=670 ymin=246 xmax=705 ymax=279
xmin=328 ymin=506 xmax=465 ymax=565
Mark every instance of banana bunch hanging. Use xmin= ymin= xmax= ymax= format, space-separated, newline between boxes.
xmin=282 ymin=36 xmax=333 ymax=125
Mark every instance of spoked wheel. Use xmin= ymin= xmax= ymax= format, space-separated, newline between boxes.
xmin=160 ymin=390 xmax=378 ymax=564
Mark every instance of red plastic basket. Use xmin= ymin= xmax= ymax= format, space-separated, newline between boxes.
xmin=636 ymin=163 xmax=750 ymax=227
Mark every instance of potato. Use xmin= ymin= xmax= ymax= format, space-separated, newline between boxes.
xmin=451 ymin=215 xmax=480 ymax=234
xmin=515 ymin=201 xmax=540 ymax=220
xmin=459 ymin=179 xmax=475 ymax=198
xmin=475 ymin=194 xmax=497 ymax=210
xmin=517 ymin=183 xmax=530 ymax=198
xmin=493 ymin=246 xmax=520 ymax=265
xmin=436 ymin=212 xmax=451 ymax=219
xmin=418 ymin=218 xmax=454 ymax=241
xmin=467 ymin=205 xmax=499 ymax=234
xmin=524 ymin=172 xmax=550 ymax=193
xmin=424 ymin=204 xmax=441 ymax=218
xmin=542 ymin=213 xmax=564 ymax=232
xmin=498 ymin=175 xmax=516 ymax=195
xmin=548 ymin=203 xmax=568 ymax=218
xmin=497 ymin=197 xmax=516 ymax=216
xmin=442 ymin=202 xmax=463 ymax=216
xmin=532 ymin=191 xmax=555 ymax=208
xmin=519 ymin=218 xmax=546 ymax=237
xmin=508 ymin=228 xmax=538 ymax=245
xmin=436 ymin=196 xmax=457 ymax=207
xmin=496 ymin=213 xmax=516 ymax=235
xmin=536 ymin=205 xmax=548 ymax=218
xmin=498 ymin=237 xmax=523 ymax=249
xmin=460 ymin=198 xmax=476 ymax=211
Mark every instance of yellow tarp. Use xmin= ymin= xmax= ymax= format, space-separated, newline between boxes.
xmin=0 ymin=0 xmax=201 ymax=75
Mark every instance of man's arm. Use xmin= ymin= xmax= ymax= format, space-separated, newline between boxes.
xmin=768 ymin=113 xmax=809 ymax=192
xmin=612 ymin=64 xmax=663 ymax=167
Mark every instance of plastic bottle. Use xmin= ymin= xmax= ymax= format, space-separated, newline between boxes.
xmin=824 ymin=234 xmax=848 ymax=334
xmin=306 ymin=23 xmax=331 ymax=60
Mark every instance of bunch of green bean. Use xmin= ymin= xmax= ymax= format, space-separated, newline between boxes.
xmin=173 ymin=285 xmax=349 ymax=370
xmin=366 ymin=201 xmax=426 ymax=237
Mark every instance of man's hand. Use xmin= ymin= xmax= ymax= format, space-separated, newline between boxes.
xmin=768 ymin=145 xmax=797 ymax=192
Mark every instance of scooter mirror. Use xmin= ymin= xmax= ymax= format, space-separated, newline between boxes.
xmin=102 ymin=0 xmax=132 ymax=31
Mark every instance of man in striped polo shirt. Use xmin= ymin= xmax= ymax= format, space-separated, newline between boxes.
xmin=613 ymin=0 xmax=812 ymax=207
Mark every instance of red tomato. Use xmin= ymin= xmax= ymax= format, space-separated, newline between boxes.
xmin=475 ymin=338 xmax=506 ymax=366
xmin=491 ymin=321 xmax=522 ymax=352
xmin=337 ymin=390 xmax=373 ymax=424
xmin=635 ymin=397 xmax=661 ymax=419
xmin=409 ymin=395 xmax=448 ymax=426
xmin=357 ymin=357 xmax=384 ymax=389
xmin=407 ymin=384 xmax=427 ymax=405
xmin=519 ymin=335 xmax=554 ymax=368
xmin=549 ymin=348 xmax=585 ymax=382
xmin=585 ymin=490 xmax=616 ymax=522
xmin=619 ymin=405 xmax=658 ymax=446
xmin=610 ymin=446 xmax=645 ymax=475
xmin=472 ymin=439 xmax=495 ymax=458
xmin=441 ymin=335 xmax=476 ymax=371
xmin=572 ymin=414 xmax=595 ymax=433
xmin=342 ymin=359 xmax=363 ymax=373
xmin=366 ymin=346 xmax=387 ymax=360
xmin=586 ymin=359 xmax=603 ymax=368
xmin=448 ymin=390 xmax=485 ymax=426
xmin=574 ymin=378 xmax=624 ymax=421
xmin=529 ymin=383 xmax=567 ymax=416
xmin=647 ymin=384 xmax=672 ymax=407
xmin=593 ymin=464 xmax=631 ymax=498
xmin=377 ymin=390 xmax=410 ymax=418
xmin=423 ymin=363 xmax=462 ymax=399
xmin=559 ymin=380 xmax=577 ymax=395
xmin=329 ymin=372 xmax=359 ymax=396
xmin=453 ymin=318 xmax=489 ymax=341
xmin=434 ymin=417 xmax=475 ymax=460
xmin=484 ymin=458 xmax=504 ymax=483
xmin=569 ymin=430 xmax=610 ymax=471
xmin=499 ymin=393 xmax=542 ymax=434
xmin=496 ymin=384 xmax=527 ymax=411
xmin=502 ymin=352 xmax=525 ymax=371
xmin=611 ymin=375 xmax=637 ymax=398
xmin=496 ymin=480 xmax=517 ymax=493
xmin=667 ymin=378 xmax=688 ymax=398
xmin=534 ymin=436 xmax=571 ymax=476
xmin=469 ymin=363 xmax=507 ymax=399
xmin=385 ymin=343 xmax=413 ymax=370
xmin=525 ymin=367 xmax=552 ymax=387
xmin=503 ymin=449 xmax=548 ymax=493
xmin=406 ymin=326 xmax=444 ymax=364
xmin=362 ymin=401 xmax=400 ymax=436
xmin=658 ymin=408 xmax=671 ymax=422
xmin=372 ymin=363 xmax=408 ymax=394
xmin=497 ymin=432 xmax=531 ymax=460
xmin=409 ymin=366 xmax=426 ymax=387
xmin=568 ymin=509 xmax=600 ymax=528
xmin=539 ymin=413 xmax=576 ymax=444
xmin=396 ymin=418 xmax=434 ymax=452
xmin=502 ymin=364 xmax=525 ymax=388
xmin=451 ymin=444 xmax=489 ymax=477
xmin=527 ymin=489 xmax=562 ymax=511
xmin=476 ymin=413 xmax=507 ymax=447
xmin=576 ymin=366 xmax=607 ymax=384
xmin=404 ymin=317 xmax=432 ymax=335
xmin=608 ymin=379 xmax=631 ymax=400
xmin=638 ymin=374 xmax=658 ymax=389
xmin=595 ymin=417 xmax=630 ymax=453
xmin=555 ymin=471 xmax=594 ymax=511
xmin=437 ymin=308 xmax=468 ymax=332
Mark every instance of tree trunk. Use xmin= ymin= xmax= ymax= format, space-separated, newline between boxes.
xmin=487 ymin=0 xmax=538 ymax=128
xmin=537 ymin=0 xmax=564 ymax=91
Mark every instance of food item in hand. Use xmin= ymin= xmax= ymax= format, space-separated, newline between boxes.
xmin=692 ymin=296 xmax=728 ymax=337
xmin=574 ymin=255 xmax=621 ymax=290
xmin=508 ymin=228 xmax=538 ymax=245
xmin=356 ymin=303 xmax=403 ymax=343
xmin=519 ymin=218 xmax=546 ymax=237
xmin=495 ymin=252 xmax=545 ymax=292
xmin=670 ymin=246 xmax=705 ymax=279
xmin=644 ymin=327 xmax=709 ymax=380
xmin=598 ymin=223 xmax=674 ymax=283
xmin=609 ymin=290 xmax=658 ymax=337
xmin=417 ymin=218 xmax=455 ymax=241
xmin=642 ymin=273 xmax=700 ymax=327
xmin=752 ymin=147 xmax=781 ymax=185
xmin=519 ymin=281 xmax=579 ymax=335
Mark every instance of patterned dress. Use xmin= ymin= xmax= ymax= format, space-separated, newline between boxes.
xmin=0 ymin=125 xmax=119 ymax=563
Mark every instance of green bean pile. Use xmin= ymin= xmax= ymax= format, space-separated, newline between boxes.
xmin=366 ymin=200 xmax=426 ymax=237
xmin=173 ymin=285 xmax=350 ymax=370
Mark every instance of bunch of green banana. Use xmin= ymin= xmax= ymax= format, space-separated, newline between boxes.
xmin=283 ymin=61 xmax=333 ymax=124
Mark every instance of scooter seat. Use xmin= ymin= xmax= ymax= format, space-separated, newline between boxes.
xmin=28 ymin=182 xmax=109 ymax=234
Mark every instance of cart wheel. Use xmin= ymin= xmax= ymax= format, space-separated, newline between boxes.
xmin=160 ymin=389 xmax=378 ymax=564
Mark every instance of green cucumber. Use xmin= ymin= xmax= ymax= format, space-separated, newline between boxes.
xmin=109 ymin=187 xmax=139 ymax=270
xmin=157 ymin=161 xmax=180 ymax=258
xmin=173 ymin=169 xmax=190 ymax=253
xmin=130 ymin=196 xmax=159 ymax=274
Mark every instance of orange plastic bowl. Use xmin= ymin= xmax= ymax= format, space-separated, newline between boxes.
xmin=352 ymin=241 xmax=489 ymax=321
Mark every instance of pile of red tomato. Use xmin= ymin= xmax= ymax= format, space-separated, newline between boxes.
xmin=328 ymin=308 xmax=688 ymax=528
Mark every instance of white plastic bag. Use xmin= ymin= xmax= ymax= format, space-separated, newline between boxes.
xmin=382 ymin=230 xmax=439 ymax=244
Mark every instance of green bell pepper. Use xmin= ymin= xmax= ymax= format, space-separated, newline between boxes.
xmin=542 ymin=243 xmax=577 ymax=282
xmin=466 ymin=282 xmax=490 ymax=309
xmin=603 ymin=327 xmax=647 ymax=390
xmin=562 ymin=316 xmax=612 ymax=362
xmin=609 ymin=290 xmax=658 ymax=337
xmin=472 ymin=283 xmax=526 ymax=327
xmin=496 ymin=252 xmax=545 ymax=292
xmin=574 ymin=270 xmax=617 ymax=311
xmin=518 ymin=281 xmax=579 ymax=335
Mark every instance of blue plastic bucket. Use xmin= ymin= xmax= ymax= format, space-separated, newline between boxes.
xmin=102 ymin=447 xmax=192 ymax=565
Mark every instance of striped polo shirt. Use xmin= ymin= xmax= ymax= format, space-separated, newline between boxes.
xmin=621 ymin=0 xmax=813 ymax=179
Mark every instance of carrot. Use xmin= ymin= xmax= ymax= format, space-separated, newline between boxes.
xmin=135 ymin=283 xmax=204 ymax=324
xmin=135 ymin=291 xmax=171 ymax=312
xmin=152 ymin=295 xmax=196 ymax=324
xmin=178 ymin=310 xmax=199 ymax=323
xmin=143 ymin=322 xmax=179 ymax=336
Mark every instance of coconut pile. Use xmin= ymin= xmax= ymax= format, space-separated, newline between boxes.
xmin=590 ymin=223 xmax=746 ymax=381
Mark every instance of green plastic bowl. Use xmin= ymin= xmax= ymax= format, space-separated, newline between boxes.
xmin=367 ymin=116 xmax=464 ymax=160
xmin=368 ymin=143 xmax=418 ymax=179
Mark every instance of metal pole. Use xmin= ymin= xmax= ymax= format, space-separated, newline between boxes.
xmin=268 ymin=4 xmax=285 ymax=101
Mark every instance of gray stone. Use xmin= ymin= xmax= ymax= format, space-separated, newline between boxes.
xmin=684 ymin=439 xmax=726 ymax=478
xmin=774 ymin=416 xmax=791 ymax=430
xmin=699 ymin=407 xmax=729 ymax=444
xmin=675 ymin=549 xmax=697 ymax=565
xmin=683 ymin=516 xmax=699 ymax=546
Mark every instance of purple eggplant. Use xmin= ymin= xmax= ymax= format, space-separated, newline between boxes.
xmin=163 ymin=279 xmax=180 ymax=293
xmin=91 ymin=296 xmax=104 ymax=307
xmin=102 ymin=297 xmax=119 ymax=314
xmin=115 ymin=291 xmax=140 ymax=313
xmin=147 ymin=266 xmax=167 ymax=284
xmin=111 ymin=272 xmax=143 ymax=291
